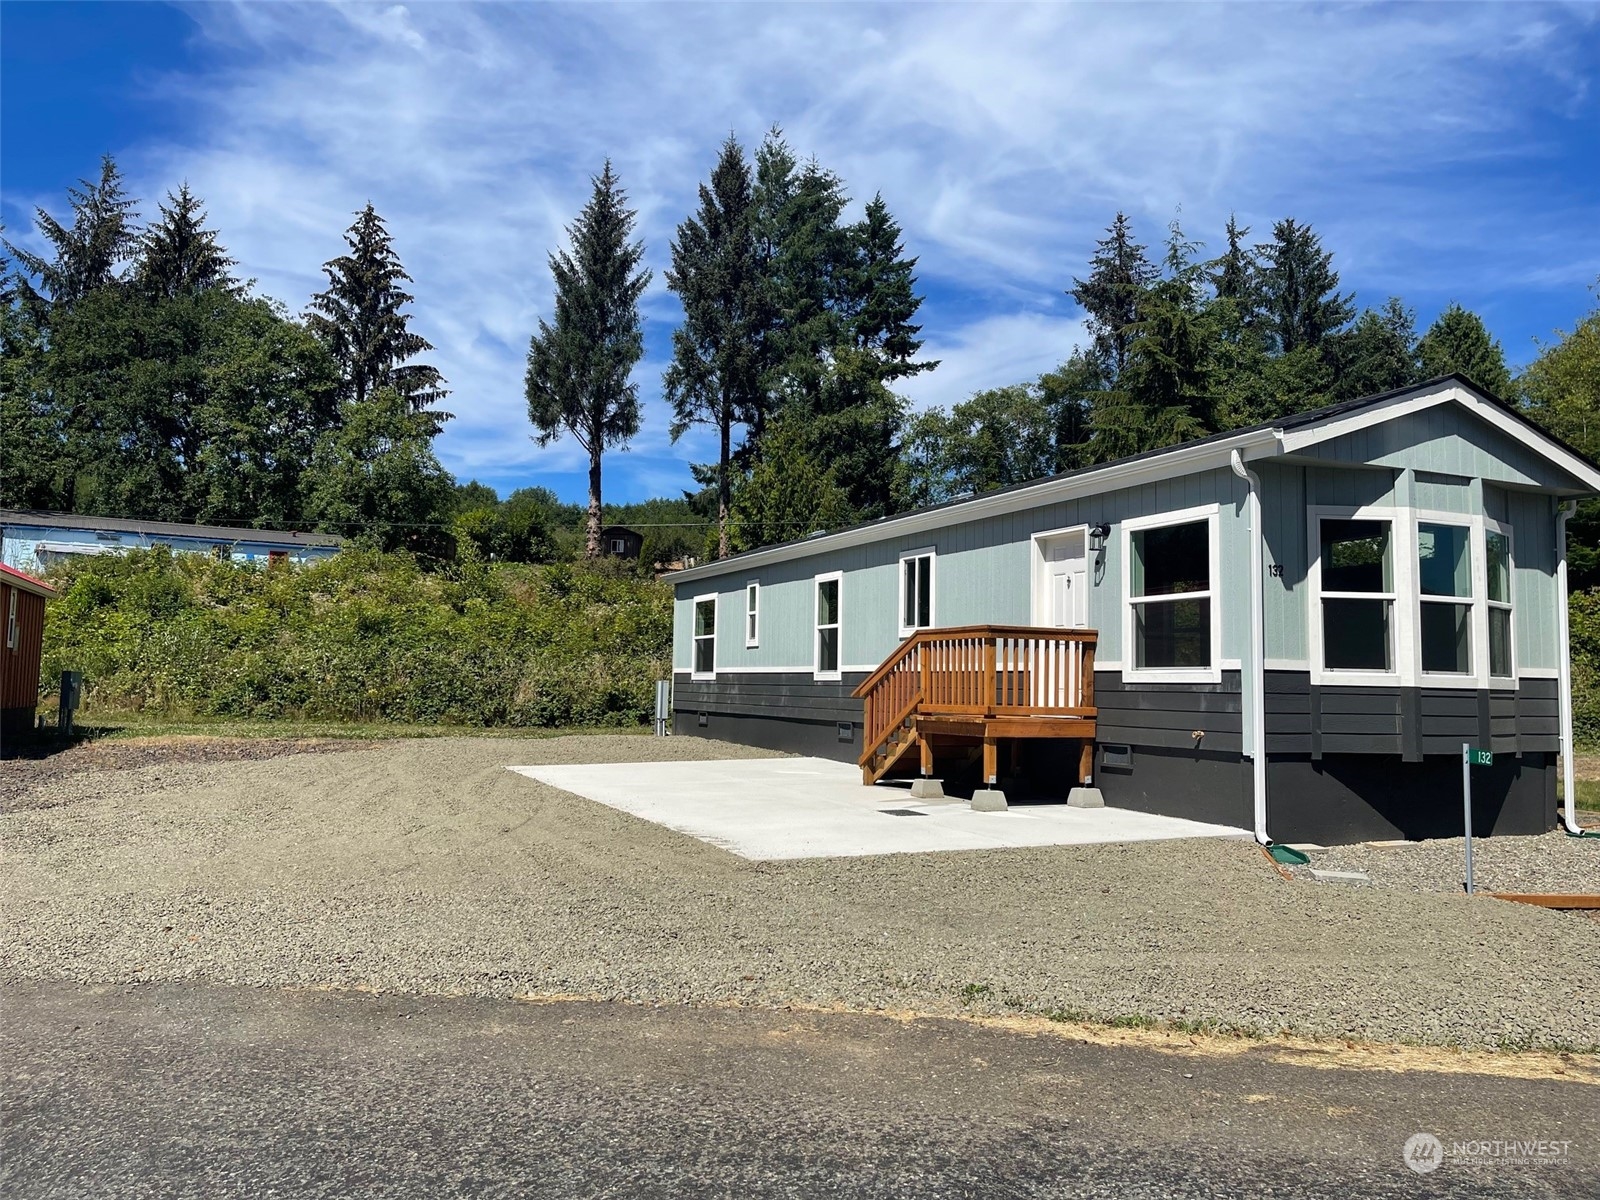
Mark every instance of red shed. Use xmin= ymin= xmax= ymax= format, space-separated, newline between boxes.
xmin=1 ymin=563 xmax=53 ymax=741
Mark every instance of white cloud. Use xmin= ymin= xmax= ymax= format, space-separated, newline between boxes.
xmin=11 ymin=1 xmax=1596 ymax=498
xmin=901 ymin=311 xmax=1089 ymax=412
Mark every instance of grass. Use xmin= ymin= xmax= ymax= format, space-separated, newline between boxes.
xmin=52 ymin=709 xmax=655 ymax=744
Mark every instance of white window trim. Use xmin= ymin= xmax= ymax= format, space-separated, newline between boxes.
xmin=690 ymin=593 xmax=718 ymax=681
xmin=1121 ymin=504 xmax=1222 ymax=685
xmin=813 ymin=570 xmax=844 ymax=682
xmin=5 ymin=590 xmax=16 ymax=651
xmin=897 ymin=547 xmax=937 ymax=638
xmin=744 ymin=580 xmax=760 ymax=648
xmin=1485 ymin=518 xmax=1515 ymax=684
xmin=1308 ymin=505 xmax=1408 ymax=688
xmin=1414 ymin=510 xmax=1483 ymax=688
xmin=1308 ymin=504 xmax=1519 ymax=690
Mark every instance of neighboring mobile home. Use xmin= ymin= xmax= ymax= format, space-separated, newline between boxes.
xmin=668 ymin=377 xmax=1600 ymax=845
xmin=0 ymin=511 xmax=342 ymax=574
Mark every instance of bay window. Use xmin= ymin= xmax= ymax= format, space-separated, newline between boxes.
xmin=1312 ymin=506 xmax=1519 ymax=686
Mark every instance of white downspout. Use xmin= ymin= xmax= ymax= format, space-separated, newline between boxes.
xmin=1231 ymin=450 xmax=1270 ymax=845
xmin=1557 ymin=500 xmax=1583 ymax=835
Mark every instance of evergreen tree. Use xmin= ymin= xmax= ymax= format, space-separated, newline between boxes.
xmin=1210 ymin=214 xmax=1255 ymax=304
xmin=308 ymin=203 xmax=448 ymax=420
xmin=526 ymin=162 xmax=651 ymax=559
xmin=665 ymin=137 xmax=766 ymax=559
xmin=728 ymin=415 xmax=855 ymax=552
xmin=1333 ymin=297 xmax=1420 ymax=401
xmin=4 ymin=155 xmax=138 ymax=311
xmin=1418 ymin=303 xmax=1512 ymax=395
xmin=1256 ymin=218 xmax=1354 ymax=353
xmin=1036 ymin=352 xmax=1100 ymax=472
xmin=305 ymin=387 xmax=455 ymax=555
xmin=1121 ymin=219 xmax=1214 ymax=439
xmin=1069 ymin=213 xmax=1158 ymax=382
xmin=842 ymin=195 xmax=936 ymax=381
xmin=136 ymin=183 xmax=238 ymax=300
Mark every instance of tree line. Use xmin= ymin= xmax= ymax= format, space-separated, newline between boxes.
xmin=4 ymin=148 xmax=1598 ymax=578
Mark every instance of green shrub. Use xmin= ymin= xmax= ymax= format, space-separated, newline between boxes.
xmin=40 ymin=548 xmax=672 ymax=728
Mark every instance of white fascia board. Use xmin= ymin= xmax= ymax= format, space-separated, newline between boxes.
xmin=1278 ymin=382 xmax=1600 ymax=494
xmin=667 ymin=428 xmax=1284 ymax=584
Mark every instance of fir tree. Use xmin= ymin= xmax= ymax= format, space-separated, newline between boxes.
xmin=843 ymin=193 xmax=937 ymax=383
xmin=1333 ymin=298 xmax=1420 ymax=400
xmin=1210 ymin=214 xmax=1255 ymax=304
xmin=665 ymin=136 xmax=767 ymax=558
xmin=4 ymin=154 xmax=138 ymax=310
xmin=1418 ymin=303 xmax=1512 ymax=395
xmin=308 ymin=203 xmax=448 ymax=419
xmin=1069 ymin=212 xmax=1158 ymax=382
xmin=1256 ymin=218 xmax=1354 ymax=353
xmin=137 ymin=183 xmax=238 ymax=300
xmin=526 ymin=161 xmax=651 ymax=559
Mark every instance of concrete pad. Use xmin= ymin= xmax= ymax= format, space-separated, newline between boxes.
xmin=908 ymin=778 xmax=945 ymax=800
xmin=508 ymin=757 xmax=1252 ymax=862
xmin=970 ymin=789 xmax=1008 ymax=812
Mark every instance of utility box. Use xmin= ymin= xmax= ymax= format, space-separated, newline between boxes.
xmin=654 ymin=679 xmax=671 ymax=737
xmin=58 ymin=670 xmax=82 ymax=737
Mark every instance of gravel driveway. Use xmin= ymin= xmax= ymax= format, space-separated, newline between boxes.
xmin=3 ymin=734 xmax=1599 ymax=1052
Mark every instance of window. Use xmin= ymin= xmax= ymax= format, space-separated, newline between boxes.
xmin=5 ymin=590 xmax=16 ymax=651
xmin=1124 ymin=509 xmax=1218 ymax=680
xmin=1486 ymin=526 xmax=1513 ymax=679
xmin=1318 ymin=517 xmax=1396 ymax=673
xmin=692 ymin=595 xmax=717 ymax=679
xmin=898 ymin=549 xmax=934 ymax=636
xmin=814 ymin=572 xmax=842 ymax=680
xmin=1418 ymin=521 xmax=1473 ymax=675
xmin=610 ymin=538 xmax=626 ymax=555
xmin=744 ymin=581 xmax=760 ymax=648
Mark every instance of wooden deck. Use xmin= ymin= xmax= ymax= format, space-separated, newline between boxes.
xmin=852 ymin=625 xmax=1098 ymax=787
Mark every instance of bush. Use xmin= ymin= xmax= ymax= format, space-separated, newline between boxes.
xmin=40 ymin=548 xmax=672 ymax=727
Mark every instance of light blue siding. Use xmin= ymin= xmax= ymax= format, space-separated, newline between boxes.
xmin=676 ymin=468 xmax=1251 ymax=674
xmin=1301 ymin=405 xmax=1585 ymax=491
xmin=674 ymin=399 xmax=1579 ymax=690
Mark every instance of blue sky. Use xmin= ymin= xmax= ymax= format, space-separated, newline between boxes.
xmin=4 ymin=2 xmax=1599 ymax=506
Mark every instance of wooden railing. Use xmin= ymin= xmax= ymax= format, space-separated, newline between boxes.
xmin=853 ymin=625 xmax=1098 ymax=769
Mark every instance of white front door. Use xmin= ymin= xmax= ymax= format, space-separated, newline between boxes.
xmin=1036 ymin=531 xmax=1088 ymax=628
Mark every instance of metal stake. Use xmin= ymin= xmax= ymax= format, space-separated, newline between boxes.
xmin=1462 ymin=742 xmax=1474 ymax=895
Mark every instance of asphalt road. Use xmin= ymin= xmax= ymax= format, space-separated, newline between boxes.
xmin=3 ymin=982 xmax=1596 ymax=1199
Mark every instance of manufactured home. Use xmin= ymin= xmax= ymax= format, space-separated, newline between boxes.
xmin=0 ymin=510 xmax=342 ymax=574
xmin=668 ymin=377 xmax=1600 ymax=845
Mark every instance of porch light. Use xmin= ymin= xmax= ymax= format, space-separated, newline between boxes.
xmin=1088 ymin=523 xmax=1110 ymax=552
